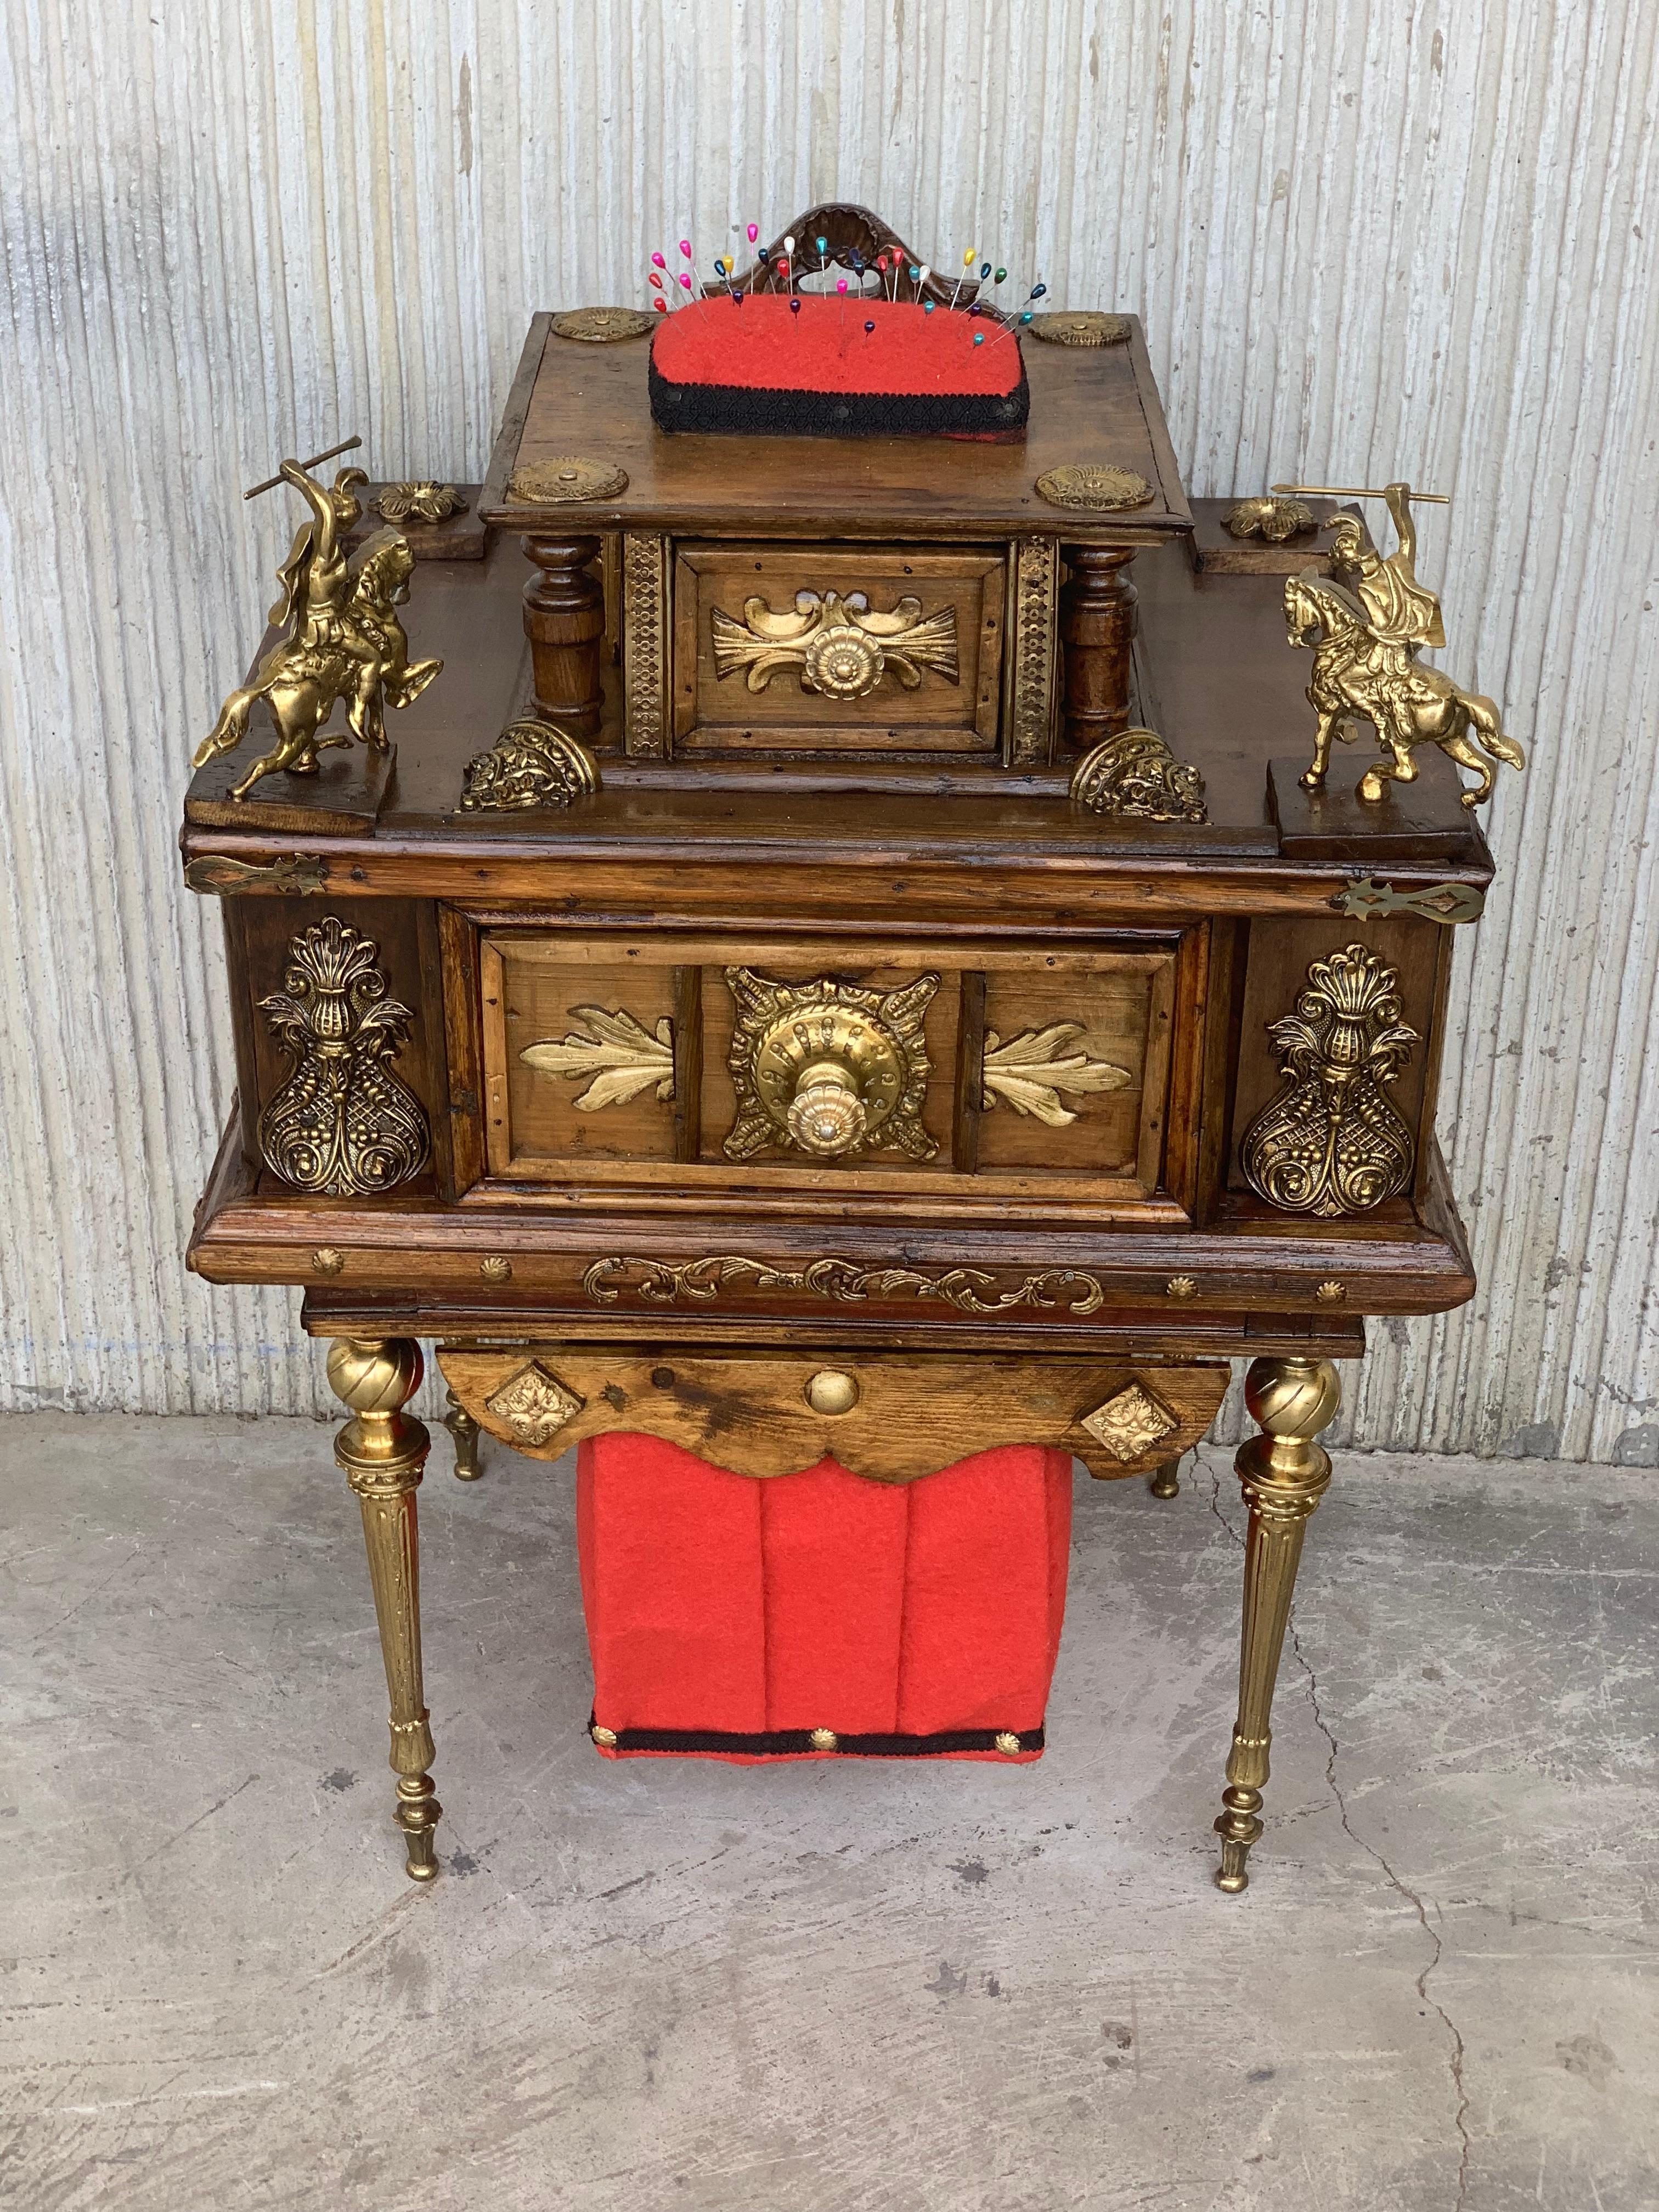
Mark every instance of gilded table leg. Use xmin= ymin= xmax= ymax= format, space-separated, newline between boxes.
xmin=328 ymin=1338 xmax=443 ymax=1882
xmin=1213 ymin=1356 xmax=1340 ymax=1894
xmin=1149 ymin=1454 xmax=1182 ymax=1499
xmin=444 ymin=1387 xmax=484 ymax=1482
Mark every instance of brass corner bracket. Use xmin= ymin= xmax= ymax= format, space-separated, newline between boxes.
xmin=460 ymin=719 xmax=600 ymax=811
xmin=1070 ymin=727 xmax=1209 ymax=823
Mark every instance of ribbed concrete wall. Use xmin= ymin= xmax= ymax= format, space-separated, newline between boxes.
xmin=2 ymin=2 xmax=1655 ymax=1455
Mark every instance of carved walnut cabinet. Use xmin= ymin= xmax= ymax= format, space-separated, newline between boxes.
xmin=183 ymin=285 xmax=1490 ymax=1893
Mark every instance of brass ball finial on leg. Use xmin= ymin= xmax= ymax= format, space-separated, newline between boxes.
xmin=1213 ymin=1355 xmax=1340 ymax=1894
xmin=328 ymin=1337 xmax=443 ymax=1883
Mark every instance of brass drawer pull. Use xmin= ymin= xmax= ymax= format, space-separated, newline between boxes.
xmin=183 ymin=853 xmax=328 ymax=895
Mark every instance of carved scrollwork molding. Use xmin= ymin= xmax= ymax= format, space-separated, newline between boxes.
xmin=583 ymin=1254 xmax=1109 ymax=1317
xmin=520 ymin=1007 xmax=675 ymax=1110
xmin=981 ymin=1024 xmax=1132 ymax=1127
xmin=257 ymin=917 xmax=430 ymax=1195
xmin=711 ymin=590 xmax=959 ymax=701
xmin=1239 ymin=943 xmax=1418 ymax=1218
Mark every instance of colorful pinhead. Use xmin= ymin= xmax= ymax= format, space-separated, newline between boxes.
xmin=963 ymin=248 xmax=977 ymax=266
xmin=747 ymin=222 xmax=759 ymax=242
xmin=923 ymin=299 xmax=935 ymax=315
xmin=864 ymin=319 xmax=875 ymax=334
xmin=679 ymin=239 xmax=692 ymax=257
xmin=995 ymin=267 xmax=1007 ymax=283
xmin=653 ymin=298 xmax=667 ymax=313
xmin=980 ymin=262 xmax=991 ymax=279
xmin=973 ymin=330 xmax=984 ymax=345
xmin=836 ymin=276 xmax=848 ymax=294
xmin=678 ymin=272 xmax=692 ymax=290
xmin=651 ymin=251 xmax=665 ymax=268
xmin=789 ymin=297 xmax=801 ymax=317
xmin=816 ymin=235 xmax=828 ymax=252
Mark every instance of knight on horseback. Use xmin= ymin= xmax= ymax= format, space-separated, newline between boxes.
xmin=1282 ymin=479 xmax=1523 ymax=810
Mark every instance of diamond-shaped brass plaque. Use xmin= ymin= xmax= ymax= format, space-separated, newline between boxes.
xmin=1079 ymin=1380 xmax=1179 ymax=1462
xmin=484 ymin=1361 xmax=586 ymax=1447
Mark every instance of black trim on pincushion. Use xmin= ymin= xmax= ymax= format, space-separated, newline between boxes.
xmin=648 ymin=359 xmax=1030 ymax=441
xmin=589 ymin=1716 xmax=1043 ymax=1757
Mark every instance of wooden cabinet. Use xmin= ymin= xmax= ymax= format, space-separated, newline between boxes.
xmin=180 ymin=236 xmax=1499 ymax=1889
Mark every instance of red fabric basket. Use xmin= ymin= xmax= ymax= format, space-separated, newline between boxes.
xmin=576 ymin=1435 xmax=1072 ymax=1762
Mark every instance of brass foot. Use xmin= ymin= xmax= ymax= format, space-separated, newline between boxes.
xmin=1149 ymin=1455 xmax=1182 ymax=1499
xmin=1210 ymin=1356 xmax=1340 ymax=1895
xmin=445 ymin=1389 xmax=484 ymax=1481
xmin=329 ymin=1338 xmax=443 ymax=1883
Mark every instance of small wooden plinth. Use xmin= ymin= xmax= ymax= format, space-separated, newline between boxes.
xmin=1268 ymin=752 xmax=1486 ymax=863
xmin=352 ymin=484 xmax=488 ymax=563
xmin=1189 ymin=499 xmax=1342 ymax=575
xmin=184 ymin=740 xmax=394 ymax=834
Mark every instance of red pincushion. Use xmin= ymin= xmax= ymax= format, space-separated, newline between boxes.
xmin=576 ymin=1436 xmax=1072 ymax=1760
xmin=648 ymin=294 xmax=1029 ymax=440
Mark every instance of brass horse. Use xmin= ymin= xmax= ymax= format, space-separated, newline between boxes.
xmin=194 ymin=527 xmax=442 ymax=800
xmin=1283 ymin=569 xmax=1523 ymax=809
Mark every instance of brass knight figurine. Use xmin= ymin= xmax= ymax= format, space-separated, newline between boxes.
xmin=195 ymin=455 xmax=443 ymax=800
xmin=1280 ymin=481 xmax=1523 ymax=809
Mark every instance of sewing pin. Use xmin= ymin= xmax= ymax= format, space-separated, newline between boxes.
xmin=783 ymin=235 xmax=797 ymax=296
xmin=950 ymin=248 xmax=977 ymax=311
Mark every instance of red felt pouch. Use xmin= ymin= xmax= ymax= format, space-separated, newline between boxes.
xmin=576 ymin=1435 xmax=1071 ymax=1762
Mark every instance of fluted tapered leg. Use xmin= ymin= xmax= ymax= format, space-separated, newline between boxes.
xmin=328 ymin=1338 xmax=442 ymax=1882
xmin=444 ymin=1387 xmax=483 ymax=1481
xmin=1213 ymin=1356 xmax=1341 ymax=1893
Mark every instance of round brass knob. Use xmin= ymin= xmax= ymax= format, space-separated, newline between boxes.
xmin=785 ymin=1062 xmax=869 ymax=1156
xmin=804 ymin=1369 xmax=860 ymax=1415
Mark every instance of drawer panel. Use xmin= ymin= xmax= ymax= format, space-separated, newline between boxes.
xmin=475 ymin=928 xmax=1194 ymax=1210
xmin=674 ymin=543 xmax=1005 ymax=752
xmin=438 ymin=1344 xmax=1232 ymax=1483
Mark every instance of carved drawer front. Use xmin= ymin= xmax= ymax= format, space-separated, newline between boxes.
xmin=438 ymin=1345 xmax=1231 ymax=1484
xmin=672 ymin=543 xmax=1007 ymax=754
xmin=478 ymin=931 xmax=1187 ymax=1207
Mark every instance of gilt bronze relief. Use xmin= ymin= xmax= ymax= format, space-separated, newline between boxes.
xmin=711 ymin=589 xmax=959 ymax=701
xmin=981 ymin=1025 xmax=1131 ymax=1126
xmin=460 ymin=719 xmax=600 ymax=810
xmin=257 ymin=917 xmax=430 ymax=1196
xmin=521 ymin=1007 xmax=675 ymax=1110
xmin=1239 ymin=944 xmax=1418 ymax=1218
xmin=723 ymin=969 xmax=939 ymax=1161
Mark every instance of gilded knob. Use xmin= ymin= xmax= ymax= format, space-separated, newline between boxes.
xmin=326 ymin=1336 xmax=424 ymax=1417
xmin=785 ymin=1063 xmax=869 ymax=1157
xmin=804 ymin=1369 xmax=860 ymax=1415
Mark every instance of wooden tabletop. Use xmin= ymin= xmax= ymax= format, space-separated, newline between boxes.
xmin=480 ymin=312 xmax=1193 ymax=541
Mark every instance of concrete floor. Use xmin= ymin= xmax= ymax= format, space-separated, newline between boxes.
xmin=1 ymin=1414 xmax=1655 ymax=2212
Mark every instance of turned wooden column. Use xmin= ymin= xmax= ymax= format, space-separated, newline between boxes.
xmin=1060 ymin=545 xmax=1138 ymax=751
xmin=521 ymin=533 xmax=604 ymax=737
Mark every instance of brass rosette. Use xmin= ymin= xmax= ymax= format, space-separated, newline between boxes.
xmin=1034 ymin=464 xmax=1155 ymax=511
xmin=1028 ymin=312 xmax=1131 ymax=347
xmin=507 ymin=456 xmax=629 ymax=504
xmin=551 ymin=307 xmax=656 ymax=343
